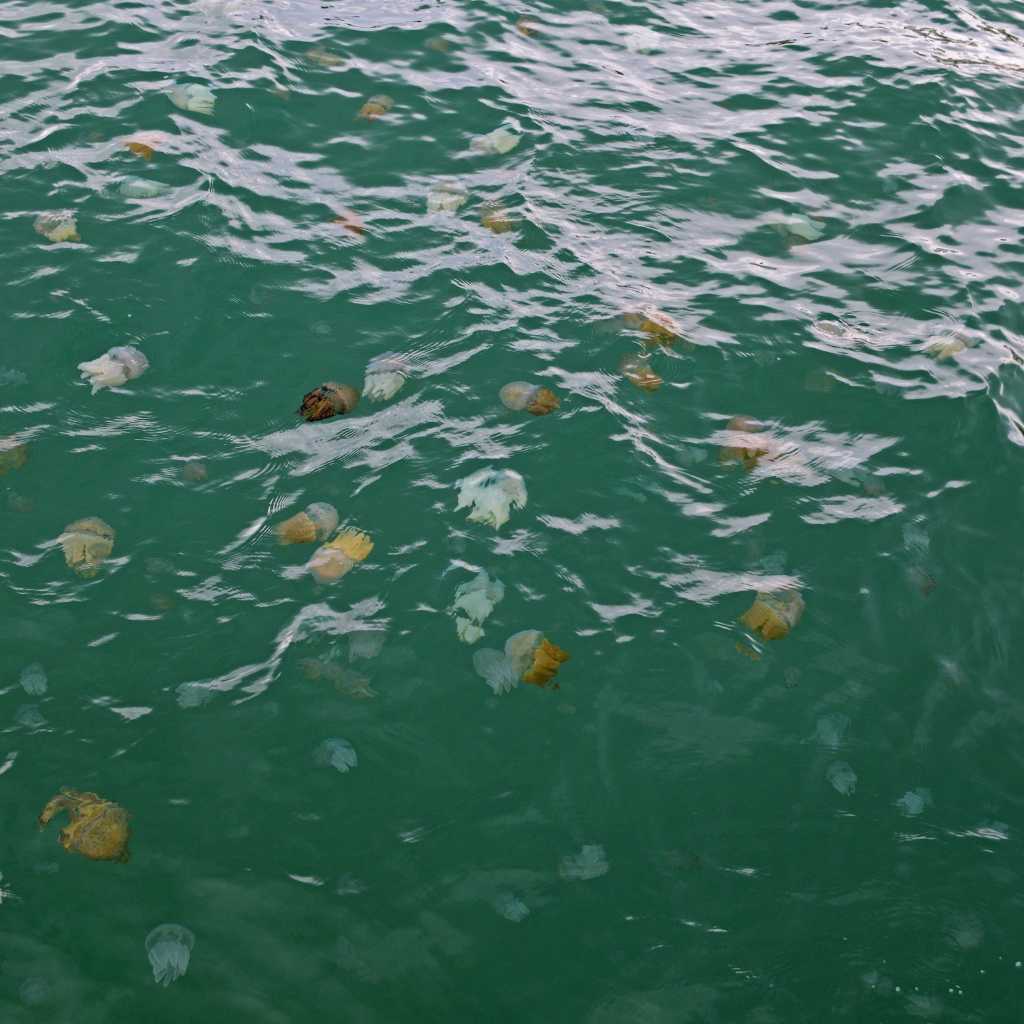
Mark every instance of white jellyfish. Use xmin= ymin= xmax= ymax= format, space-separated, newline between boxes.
xmin=145 ymin=924 xmax=195 ymax=986
xmin=118 ymin=178 xmax=171 ymax=199
xmin=777 ymin=214 xmax=825 ymax=244
xmin=450 ymin=570 xmax=504 ymax=643
xmin=493 ymin=892 xmax=530 ymax=922
xmin=77 ymin=346 xmax=149 ymax=393
xmin=362 ymin=354 xmax=409 ymax=402
xmin=472 ymin=648 xmax=520 ymax=695
xmin=814 ymin=713 xmax=850 ymax=751
xmin=34 ymin=212 xmax=79 ymax=243
xmin=19 ymin=663 xmax=47 ymax=696
xmin=472 ymin=127 xmax=521 ymax=155
xmin=827 ymin=761 xmax=857 ymax=796
xmin=896 ymin=787 xmax=932 ymax=817
xmin=314 ymin=737 xmax=358 ymax=773
xmin=168 ymin=83 xmax=216 ymax=115
xmin=559 ymin=843 xmax=609 ymax=881
xmin=426 ymin=182 xmax=468 ymax=214
xmin=455 ymin=467 xmax=527 ymax=529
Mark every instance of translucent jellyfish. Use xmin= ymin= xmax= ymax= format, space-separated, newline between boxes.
xmin=78 ymin=345 xmax=149 ymax=393
xmin=348 ymin=629 xmax=385 ymax=662
xmin=427 ymin=182 xmax=468 ymax=214
xmin=622 ymin=309 xmax=681 ymax=346
xmin=314 ymin=737 xmax=358 ymax=773
xmin=719 ymin=416 xmax=770 ymax=470
xmin=168 ymin=83 xmax=216 ymax=115
xmin=559 ymin=844 xmax=609 ymax=881
xmin=619 ymin=353 xmax=662 ymax=391
xmin=473 ymin=648 xmax=519 ymax=695
xmin=308 ymin=529 xmax=373 ymax=583
xmin=481 ymin=205 xmax=514 ymax=234
xmin=297 ymin=382 xmax=359 ymax=421
xmin=276 ymin=502 xmax=339 ymax=545
xmin=181 ymin=460 xmax=208 ymax=483
xmin=15 ymin=704 xmax=47 ymax=730
xmin=505 ymin=630 xmax=569 ymax=687
xmin=0 ymin=437 xmax=28 ymax=476
xmin=306 ymin=46 xmax=345 ymax=68
xmin=455 ymin=467 xmax=527 ymax=529
xmin=19 ymin=663 xmax=47 ymax=696
xmin=499 ymin=382 xmax=560 ymax=416
xmin=493 ymin=892 xmax=530 ymax=922
xmin=34 ymin=212 xmax=79 ymax=243
xmin=145 ymin=924 xmax=195 ymax=986
xmin=60 ymin=517 xmax=115 ymax=577
xmin=363 ymin=354 xmax=409 ymax=402
xmin=472 ymin=127 xmax=520 ymax=155
xmin=118 ymin=177 xmax=171 ymax=199
xmin=457 ymin=619 xmax=484 ymax=644
xmin=776 ymin=214 xmax=825 ymax=244
xmin=176 ymin=681 xmax=213 ymax=709
xmin=740 ymin=590 xmax=805 ymax=640
xmin=827 ymin=761 xmax=857 ymax=796
xmin=896 ymin=787 xmax=932 ymax=817
xmin=450 ymin=569 xmax=504 ymax=643
xmin=357 ymin=94 xmax=393 ymax=120
xmin=814 ymin=713 xmax=850 ymax=751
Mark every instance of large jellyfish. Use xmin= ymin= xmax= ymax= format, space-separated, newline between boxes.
xmin=314 ymin=737 xmax=358 ymax=772
xmin=499 ymin=382 xmax=560 ymax=416
xmin=473 ymin=630 xmax=569 ymax=693
xmin=472 ymin=127 xmax=520 ymax=154
xmin=276 ymin=502 xmax=338 ymax=545
xmin=362 ymin=354 xmax=409 ymax=402
xmin=145 ymin=924 xmax=195 ymax=986
xmin=78 ymin=346 xmax=149 ymax=393
xmin=34 ymin=212 xmax=79 ymax=243
xmin=740 ymin=589 xmax=804 ymax=640
xmin=308 ymin=529 xmax=373 ymax=583
xmin=168 ymin=83 xmax=215 ymax=115
xmin=455 ymin=467 xmax=527 ymax=529
xmin=60 ymin=517 xmax=115 ymax=577
xmin=298 ymin=382 xmax=359 ymax=421
xmin=450 ymin=570 xmax=504 ymax=644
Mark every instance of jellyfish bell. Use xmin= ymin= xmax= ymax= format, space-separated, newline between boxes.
xmin=60 ymin=517 xmax=115 ymax=578
xmin=298 ymin=382 xmax=359 ymax=421
xmin=146 ymin=924 xmax=195 ymax=986
xmin=481 ymin=205 xmax=515 ymax=234
xmin=357 ymin=94 xmax=394 ymax=120
xmin=168 ymin=82 xmax=216 ymax=116
xmin=505 ymin=630 xmax=569 ymax=687
xmin=473 ymin=648 xmax=519 ymax=695
xmin=0 ymin=437 xmax=28 ymax=476
xmin=314 ymin=737 xmax=358 ymax=772
xmin=19 ymin=663 xmax=47 ymax=696
xmin=308 ymin=529 xmax=373 ymax=583
xmin=926 ymin=333 xmax=972 ymax=361
xmin=118 ymin=177 xmax=171 ymax=199
xmin=719 ymin=415 xmax=770 ymax=470
xmin=38 ymin=788 xmax=130 ymax=862
xmin=451 ymin=570 xmax=504 ymax=643
xmin=78 ymin=345 xmax=149 ymax=393
xmin=472 ymin=127 xmax=520 ymax=155
xmin=619 ymin=353 xmax=662 ymax=391
xmin=427 ymin=182 xmax=468 ymax=214
xmin=499 ymin=382 xmax=559 ymax=416
xmin=622 ymin=309 xmax=681 ymax=346
xmin=123 ymin=131 xmax=171 ymax=160
xmin=455 ymin=467 xmax=528 ymax=529
xmin=740 ymin=589 xmax=805 ymax=641
xmin=276 ymin=501 xmax=339 ymax=545
xmin=34 ymin=212 xmax=79 ymax=243
xmin=362 ymin=354 xmax=409 ymax=402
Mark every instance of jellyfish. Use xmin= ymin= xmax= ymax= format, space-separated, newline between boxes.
xmin=34 ymin=212 xmax=79 ymax=243
xmin=332 ymin=209 xmax=365 ymax=236
xmin=118 ymin=177 xmax=171 ymax=199
xmin=559 ymin=844 xmax=609 ymax=881
xmin=619 ymin=353 xmax=662 ymax=391
xmin=302 ymin=657 xmax=376 ymax=698
xmin=493 ymin=892 xmax=530 ymax=922
xmin=622 ymin=309 xmax=681 ymax=346
xmin=455 ymin=467 xmax=527 ymax=529
xmin=499 ymin=381 xmax=560 ymax=416
xmin=450 ymin=570 xmax=504 ymax=644
xmin=276 ymin=502 xmax=339 ymax=545
xmin=181 ymin=460 xmax=208 ymax=483
xmin=719 ymin=416 xmax=770 ymax=470
xmin=427 ymin=182 xmax=468 ymax=214
xmin=19 ymin=663 xmax=47 ymax=696
xmin=306 ymin=46 xmax=345 ymax=68
xmin=814 ymin=713 xmax=850 ymax=751
xmin=168 ymin=83 xmax=216 ymax=115
xmin=425 ymin=35 xmax=452 ymax=52
xmin=0 ymin=437 xmax=28 ymax=476
xmin=505 ymin=629 xmax=569 ymax=687
xmin=472 ymin=648 xmax=520 ymax=695
xmin=60 ymin=517 xmax=115 ymax=577
xmin=297 ymin=382 xmax=359 ymax=421
xmin=896 ymin=788 xmax=932 ymax=817
xmin=740 ymin=589 xmax=804 ymax=640
xmin=15 ymin=705 xmax=47 ymax=730
xmin=362 ymin=355 xmax=409 ymax=402
xmin=926 ymin=333 xmax=972 ymax=361
xmin=827 ymin=761 xmax=857 ymax=796
xmin=481 ymin=205 xmax=514 ymax=234
xmin=776 ymin=214 xmax=825 ymax=244
xmin=78 ymin=346 xmax=149 ymax=393
xmin=123 ymin=131 xmax=170 ymax=160
xmin=357 ymin=95 xmax=393 ymax=120
xmin=145 ymin=924 xmax=195 ymax=986
xmin=472 ymin=127 xmax=520 ymax=155
xmin=314 ymin=737 xmax=358 ymax=772
xmin=515 ymin=16 xmax=538 ymax=35
xmin=308 ymin=529 xmax=373 ymax=583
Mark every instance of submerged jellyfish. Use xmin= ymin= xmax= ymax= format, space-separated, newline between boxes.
xmin=0 ymin=437 xmax=28 ymax=476
xmin=827 ymin=761 xmax=857 ymax=796
xmin=619 ymin=353 xmax=662 ymax=391
xmin=499 ymin=381 xmax=560 ymax=416
xmin=276 ymin=502 xmax=338 ymax=545
xmin=34 ymin=212 xmax=79 ymax=243
xmin=776 ymin=214 xmax=825 ymax=244
xmin=896 ymin=787 xmax=932 ymax=817
xmin=740 ymin=590 xmax=804 ymax=641
xmin=20 ymin=663 xmax=47 ymax=696
xmin=297 ymin=382 xmax=359 ymax=421
xmin=450 ymin=570 xmax=504 ymax=644
xmin=168 ymin=83 xmax=215 ymax=115
xmin=455 ymin=467 xmax=527 ymax=529
xmin=306 ymin=46 xmax=345 ymax=68
xmin=427 ymin=182 xmax=468 ymax=214
xmin=357 ymin=94 xmax=393 ymax=120
xmin=473 ymin=630 xmax=569 ymax=692
xmin=362 ymin=354 xmax=409 ymax=402
xmin=814 ymin=713 xmax=850 ymax=751
xmin=472 ymin=127 xmax=520 ymax=155
xmin=145 ymin=924 xmax=195 ymax=986
xmin=622 ymin=309 xmax=682 ymax=346
xmin=719 ymin=416 xmax=770 ymax=471
xmin=314 ymin=737 xmax=358 ymax=772
xmin=308 ymin=529 xmax=373 ymax=583
xmin=348 ymin=629 xmax=385 ymax=662
xmin=472 ymin=647 xmax=520 ymax=695
xmin=60 ymin=517 xmax=115 ymax=577
xmin=15 ymin=704 xmax=47 ymax=730
xmin=118 ymin=177 xmax=171 ymax=199
xmin=493 ymin=892 xmax=530 ymax=922
xmin=181 ymin=460 xmax=208 ymax=483
xmin=481 ymin=205 xmax=514 ymax=234
xmin=559 ymin=844 xmax=609 ymax=881
xmin=78 ymin=346 xmax=149 ymax=393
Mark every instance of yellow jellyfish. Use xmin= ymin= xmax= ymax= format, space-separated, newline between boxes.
xmin=34 ymin=213 xmax=79 ymax=243
xmin=719 ymin=416 xmax=770 ymax=471
xmin=499 ymin=382 xmax=560 ymax=416
xmin=60 ymin=517 xmax=115 ymax=578
xmin=0 ymin=437 xmax=28 ymax=477
xmin=515 ymin=17 xmax=538 ymax=35
xmin=308 ymin=529 xmax=373 ymax=583
xmin=481 ymin=205 xmax=515 ymax=234
xmin=276 ymin=502 xmax=339 ymax=545
xmin=740 ymin=590 xmax=805 ymax=641
xmin=619 ymin=353 xmax=662 ymax=391
xmin=622 ymin=309 xmax=681 ymax=346
xmin=357 ymin=95 xmax=394 ymax=121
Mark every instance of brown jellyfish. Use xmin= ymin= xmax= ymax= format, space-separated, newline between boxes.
xmin=38 ymin=788 xmax=131 ymax=863
xmin=357 ymin=95 xmax=394 ymax=121
xmin=499 ymin=382 xmax=560 ymax=416
xmin=332 ymin=209 xmax=366 ymax=236
xmin=522 ymin=637 xmax=570 ymax=687
xmin=719 ymin=416 xmax=770 ymax=471
xmin=276 ymin=502 xmax=338 ymax=545
xmin=0 ymin=437 xmax=28 ymax=477
xmin=181 ymin=460 xmax=208 ymax=483
xmin=619 ymin=353 xmax=662 ymax=392
xmin=125 ymin=141 xmax=155 ymax=160
xmin=308 ymin=529 xmax=373 ymax=583
xmin=740 ymin=590 xmax=805 ymax=641
xmin=298 ymin=382 xmax=359 ymax=422
xmin=60 ymin=517 xmax=115 ymax=578
xmin=622 ymin=309 xmax=682 ymax=346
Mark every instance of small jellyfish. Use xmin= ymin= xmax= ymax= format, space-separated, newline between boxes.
xmin=450 ymin=570 xmax=504 ymax=643
xmin=176 ymin=681 xmax=213 ymax=709
xmin=123 ymin=131 xmax=170 ymax=160
xmin=0 ymin=437 xmax=28 ymax=476
xmin=896 ymin=788 xmax=932 ymax=817
xmin=481 ymin=205 xmax=515 ymax=234
xmin=473 ymin=648 xmax=520 ymax=695
xmin=515 ymin=16 xmax=538 ymax=35
xmin=308 ymin=529 xmax=373 ymax=584
xmin=499 ymin=381 xmax=560 ymax=416
xmin=314 ymin=737 xmax=358 ymax=773
xmin=146 ymin=924 xmax=195 ymax=986
xmin=297 ymin=382 xmax=359 ymax=421
xmin=827 ymin=761 xmax=857 ymax=796
xmin=60 ymin=517 xmax=115 ymax=578
xmin=15 ymin=704 xmax=47 ymax=730
xmin=19 ymin=663 xmax=47 ymax=696
xmin=181 ymin=460 xmax=208 ymax=483
xmin=926 ymin=333 xmax=972 ymax=361
xmin=505 ymin=630 xmax=569 ymax=687
xmin=362 ymin=354 xmax=409 ymax=402
xmin=719 ymin=416 xmax=770 ymax=470
xmin=619 ymin=353 xmax=662 ymax=391
xmin=493 ymin=892 xmax=530 ymax=922
xmin=168 ymin=83 xmax=216 ymax=115
xmin=34 ymin=212 xmax=79 ymax=243
xmin=357 ymin=94 xmax=393 ymax=120
xmin=427 ymin=182 xmax=468 ymax=214
xmin=276 ymin=502 xmax=339 ymax=545
xmin=622 ymin=309 xmax=681 ymax=346
xmin=306 ymin=46 xmax=345 ymax=68
xmin=19 ymin=978 xmax=50 ymax=1006
xmin=472 ymin=127 xmax=520 ymax=155
xmin=332 ymin=209 xmax=365 ymax=236
xmin=118 ymin=177 xmax=171 ymax=199
xmin=559 ymin=844 xmax=609 ymax=881
xmin=775 ymin=214 xmax=825 ymax=244
xmin=455 ymin=467 xmax=527 ymax=529
xmin=78 ymin=345 xmax=149 ymax=393
xmin=814 ymin=712 xmax=850 ymax=751
xmin=740 ymin=590 xmax=805 ymax=640
xmin=348 ymin=629 xmax=385 ymax=662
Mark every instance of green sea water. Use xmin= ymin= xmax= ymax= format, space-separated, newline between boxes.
xmin=3 ymin=0 xmax=1024 ymax=1019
